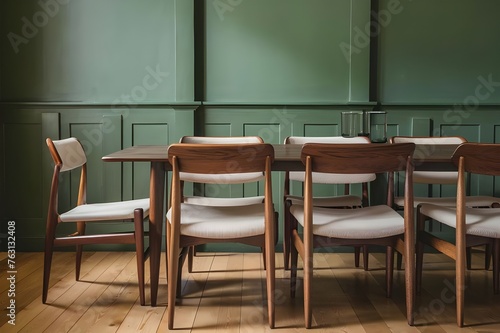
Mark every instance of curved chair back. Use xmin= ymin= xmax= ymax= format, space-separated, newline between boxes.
xmin=286 ymin=136 xmax=376 ymax=184
xmin=179 ymin=136 xmax=265 ymax=184
xmin=391 ymin=136 xmax=467 ymax=184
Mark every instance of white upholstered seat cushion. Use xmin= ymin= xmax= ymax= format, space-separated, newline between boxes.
xmin=290 ymin=205 xmax=404 ymax=239
xmin=178 ymin=136 xmax=265 ymax=184
xmin=395 ymin=195 xmax=499 ymax=208
xmin=289 ymin=171 xmax=376 ymax=184
xmin=166 ymin=203 xmax=266 ymax=239
xmin=53 ymin=137 xmax=87 ymax=171
xmin=59 ymin=198 xmax=150 ymax=222
xmin=179 ymin=171 xmax=264 ymax=184
xmin=286 ymin=136 xmax=376 ymax=185
xmin=183 ymin=195 xmax=264 ymax=206
xmin=413 ymin=171 xmax=458 ymax=184
xmin=286 ymin=195 xmax=362 ymax=208
xmin=419 ymin=204 xmax=500 ymax=238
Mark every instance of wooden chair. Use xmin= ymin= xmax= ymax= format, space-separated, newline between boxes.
xmin=391 ymin=136 xmax=498 ymax=269
xmin=416 ymin=143 xmax=500 ymax=327
xmin=283 ymin=136 xmax=375 ymax=271
xmin=44 ymin=138 xmax=149 ymax=305
xmin=178 ymin=136 xmax=267 ymax=272
xmin=166 ymin=142 xmax=276 ymax=329
xmin=289 ymin=143 xmax=416 ymax=328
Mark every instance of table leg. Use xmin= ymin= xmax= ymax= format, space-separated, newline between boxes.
xmin=149 ymin=161 xmax=166 ymax=306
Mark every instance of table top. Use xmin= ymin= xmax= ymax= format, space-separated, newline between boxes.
xmin=102 ymin=144 xmax=303 ymax=162
xmin=102 ymin=143 xmax=458 ymax=162
xmin=103 ymin=143 xmax=459 ymax=171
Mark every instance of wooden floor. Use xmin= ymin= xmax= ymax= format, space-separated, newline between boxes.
xmin=1 ymin=251 xmax=499 ymax=332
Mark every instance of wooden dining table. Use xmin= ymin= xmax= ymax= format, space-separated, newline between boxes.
xmin=102 ymin=142 xmax=459 ymax=306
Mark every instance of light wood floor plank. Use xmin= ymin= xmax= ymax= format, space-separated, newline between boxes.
xmin=190 ymin=253 xmax=239 ymax=332
xmin=65 ymin=252 xmax=140 ymax=333
xmin=1 ymin=252 xmax=106 ymax=333
xmin=116 ymin=257 xmax=164 ymax=333
xmin=0 ymin=252 xmax=76 ymax=327
xmin=1 ymin=252 xmax=499 ymax=332
xmin=158 ymin=251 xmax=214 ymax=332
xmin=18 ymin=252 xmax=131 ymax=333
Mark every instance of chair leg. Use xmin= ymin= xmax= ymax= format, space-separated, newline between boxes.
xmin=177 ymin=248 xmax=188 ymax=297
xmin=133 ymin=209 xmax=146 ymax=306
xmin=466 ymin=247 xmax=472 ymax=270
xmin=485 ymin=244 xmax=492 ymax=270
xmin=363 ymin=245 xmax=369 ymax=271
xmin=416 ymin=211 xmax=426 ymax=296
xmin=283 ymin=201 xmax=292 ymax=270
xmin=166 ymin=222 xmax=170 ymax=283
xmin=274 ymin=212 xmax=279 ymax=246
xmin=354 ymin=246 xmax=361 ymax=267
xmin=456 ymin=236 xmax=466 ymax=327
xmin=265 ymin=231 xmax=276 ymax=328
xmin=188 ymin=246 xmax=194 ymax=273
xmin=386 ymin=246 xmax=394 ymax=298
xmin=262 ymin=247 xmax=266 ymax=270
xmin=43 ymin=245 xmax=54 ymax=304
xmin=290 ymin=233 xmax=299 ymax=298
xmin=263 ymin=212 xmax=278 ymax=270
xmin=303 ymin=244 xmax=313 ymax=329
xmin=396 ymin=252 xmax=403 ymax=270
xmin=167 ymin=236 xmax=180 ymax=330
xmin=493 ymin=239 xmax=499 ymax=294
xmin=43 ymin=221 xmax=57 ymax=304
xmin=75 ymin=221 xmax=86 ymax=280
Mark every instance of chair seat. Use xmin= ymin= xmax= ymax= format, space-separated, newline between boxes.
xmin=413 ymin=171 xmax=458 ymax=184
xmin=167 ymin=202 xmax=266 ymax=238
xmin=286 ymin=194 xmax=362 ymax=207
xmin=183 ymin=195 xmax=264 ymax=206
xmin=289 ymin=171 xmax=376 ymax=184
xmin=59 ymin=198 xmax=150 ymax=222
xmin=290 ymin=205 xmax=404 ymax=239
xmin=394 ymin=195 xmax=498 ymax=208
xmin=419 ymin=204 xmax=500 ymax=238
xmin=179 ymin=172 xmax=263 ymax=184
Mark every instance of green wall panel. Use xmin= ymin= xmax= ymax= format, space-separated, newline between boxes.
xmin=4 ymin=123 xmax=43 ymax=218
xmin=2 ymin=0 xmax=500 ymax=252
xmin=131 ymin=123 xmax=170 ymax=200
xmin=122 ymin=110 xmax=172 ymax=203
xmin=0 ymin=106 xmax=193 ymax=251
xmin=205 ymin=0 xmax=367 ymax=103
xmin=379 ymin=0 xmax=500 ymax=103
xmin=0 ymin=0 xmax=193 ymax=102
xmin=205 ymin=124 xmax=232 ymax=136
xmin=303 ymin=124 xmax=339 ymax=137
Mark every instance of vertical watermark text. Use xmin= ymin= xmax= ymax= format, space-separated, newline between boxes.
xmin=6 ymin=220 xmax=16 ymax=325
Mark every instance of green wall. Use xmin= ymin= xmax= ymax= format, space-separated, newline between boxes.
xmin=379 ymin=0 xmax=500 ymax=103
xmin=1 ymin=0 xmax=500 ymax=251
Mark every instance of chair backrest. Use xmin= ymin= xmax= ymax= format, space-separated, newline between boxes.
xmin=285 ymin=136 xmax=376 ymax=184
xmin=301 ymin=143 xmax=415 ymax=174
xmin=168 ymin=143 xmax=273 ymax=177
xmin=452 ymin=143 xmax=500 ymax=176
xmin=180 ymin=136 xmax=264 ymax=144
xmin=390 ymin=136 xmax=466 ymax=185
xmin=168 ymin=142 xmax=275 ymax=212
xmin=300 ymin=143 xmax=415 ymax=207
xmin=47 ymin=137 xmax=87 ymax=172
xmin=46 ymin=137 xmax=88 ymax=218
xmin=451 ymin=143 xmax=500 ymax=228
xmin=178 ymin=136 xmax=265 ymax=183
xmin=391 ymin=136 xmax=466 ymax=145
